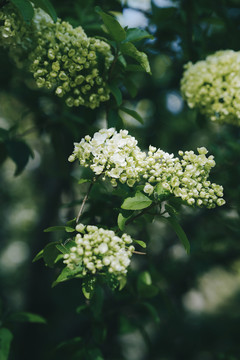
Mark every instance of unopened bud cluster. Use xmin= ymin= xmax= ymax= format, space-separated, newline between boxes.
xmin=69 ymin=129 xmax=225 ymax=209
xmin=0 ymin=4 xmax=113 ymax=109
xmin=181 ymin=50 xmax=240 ymax=126
xmin=63 ymin=224 xmax=135 ymax=279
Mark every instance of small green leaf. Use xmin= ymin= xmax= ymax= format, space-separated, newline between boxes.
xmin=163 ymin=216 xmax=190 ymax=254
xmin=109 ymin=83 xmax=122 ymax=106
xmin=56 ymin=240 xmax=76 ymax=254
xmin=78 ymin=179 xmax=91 ymax=185
xmin=137 ymin=272 xmax=159 ymax=298
xmin=119 ymin=276 xmax=127 ymax=291
xmin=10 ymin=0 xmax=34 ymax=23
xmin=123 ymin=78 xmax=138 ymax=98
xmin=121 ymin=191 xmax=152 ymax=210
xmin=125 ymin=64 xmax=146 ymax=72
xmin=44 ymin=226 xmax=75 ymax=233
xmin=32 ymin=249 xmax=44 ymax=263
xmin=125 ymin=28 xmax=154 ymax=42
xmin=31 ymin=0 xmax=57 ymax=22
xmin=155 ymin=183 xmax=170 ymax=200
xmin=138 ymin=271 xmax=152 ymax=286
xmin=82 ymin=278 xmax=96 ymax=299
xmin=120 ymin=106 xmax=144 ymax=124
xmin=43 ymin=242 xmax=60 ymax=268
xmin=6 ymin=139 xmax=33 ymax=176
xmin=133 ymin=239 xmax=146 ymax=248
xmin=120 ymin=42 xmax=151 ymax=74
xmin=7 ymin=312 xmax=46 ymax=324
xmin=0 ymin=328 xmax=13 ymax=360
xmin=95 ymin=7 xmax=126 ymax=42
xmin=52 ymin=266 xmax=83 ymax=287
xmin=117 ymin=212 xmax=132 ymax=231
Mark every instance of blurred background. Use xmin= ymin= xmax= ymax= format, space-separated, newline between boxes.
xmin=0 ymin=0 xmax=240 ymax=359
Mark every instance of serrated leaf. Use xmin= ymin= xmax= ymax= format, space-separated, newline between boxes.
xmin=44 ymin=226 xmax=75 ymax=233
xmin=121 ymin=192 xmax=152 ymax=210
xmin=109 ymin=83 xmax=122 ymax=106
xmin=32 ymin=249 xmax=44 ymax=263
xmin=133 ymin=239 xmax=146 ymax=248
xmin=43 ymin=242 xmax=60 ymax=268
xmin=120 ymin=106 xmax=144 ymax=124
xmin=95 ymin=7 xmax=126 ymax=42
xmin=0 ymin=328 xmax=13 ymax=360
xmin=52 ymin=265 xmax=83 ymax=287
xmin=7 ymin=312 xmax=46 ymax=324
xmin=10 ymin=0 xmax=34 ymax=23
xmin=125 ymin=28 xmax=154 ymax=42
xmin=162 ymin=216 xmax=190 ymax=254
xmin=31 ymin=0 xmax=57 ymax=22
xmin=5 ymin=139 xmax=34 ymax=176
xmin=120 ymin=42 xmax=151 ymax=74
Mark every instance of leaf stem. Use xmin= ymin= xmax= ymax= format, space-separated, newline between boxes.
xmin=125 ymin=202 xmax=157 ymax=227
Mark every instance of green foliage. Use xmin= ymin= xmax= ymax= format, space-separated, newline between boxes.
xmin=0 ymin=328 xmax=13 ymax=360
xmin=121 ymin=191 xmax=153 ymax=210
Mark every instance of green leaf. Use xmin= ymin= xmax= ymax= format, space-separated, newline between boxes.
xmin=123 ymin=78 xmax=138 ymax=98
xmin=125 ymin=28 xmax=154 ymax=42
xmin=31 ymin=0 xmax=57 ymax=22
xmin=95 ymin=7 xmax=126 ymax=42
xmin=44 ymin=226 xmax=75 ymax=233
xmin=0 ymin=328 xmax=13 ymax=360
xmin=120 ymin=42 xmax=151 ymax=74
xmin=43 ymin=242 xmax=60 ymax=268
xmin=120 ymin=106 xmax=144 ymax=124
xmin=56 ymin=240 xmax=76 ymax=254
xmin=107 ymin=108 xmax=123 ymax=129
xmin=163 ymin=216 xmax=190 ymax=254
xmin=121 ymin=191 xmax=152 ymax=210
xmin=117 ymin=212 xmax=132 ymax=231
xmin=138 ymin=271 xmax=152 ymax=286
xmin=109 ymin=83 xmax=122 ymax=106
xmin=91 ymin=284 xmax=104 ymax=319
xmin=82 ymin=278 xmax=96 ymax=299
xmin=78 ymin=179 xmax=91 ymax=185
xmin=125 ymin=64 xmax=146 ymax=72
xmin=32 ymin=249 xmax=44 ymax=263
xmin=7 ymin=312 xmax=46 ymax=324
xmin=0 ymin=143 xmax=8 ymax=166
xmin=52 ymin=266 xmax=83 ymax=287
xmin=55 ymin=337 xmax=82 ymax=352
xmin=5 ymin=139 xmax=33 ymax=176
xmin=10 ymin=0 xmax=34 ymax=23
xmin=119 ymin=276 xmax=127 ymax=291
xmin=133 ymin=239 xmax=146 ymax=248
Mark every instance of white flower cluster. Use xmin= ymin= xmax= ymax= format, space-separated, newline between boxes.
xmin=68 ymin=128 xmax=147 ymax=187
xmin=69 ymin=128 xmax=225 ymax=209
xmin=63 ymin=224 xmax=135 ymax=278
xmin=143 ymin=146 xmax=225 ymax=208
xmin=0 ymin=4 xmax=113 ymax=109
xmin=181 ymin=50 xmax=240 ymax=126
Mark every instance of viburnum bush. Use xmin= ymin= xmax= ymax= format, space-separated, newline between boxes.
xmin=1 ymin=1 xmax=239 ymax=360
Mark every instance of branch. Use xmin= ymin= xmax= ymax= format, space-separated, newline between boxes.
xmin=76 ymin=176 xmax=99 ymax=224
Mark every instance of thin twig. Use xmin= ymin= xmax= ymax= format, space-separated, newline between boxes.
xmin=17 ymin=126 xmax=38 ymax=138
xmin=133 ymin=250 xmax=146 ymax=255
xmin=76 ymin=176 xmax=98 ymax=224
